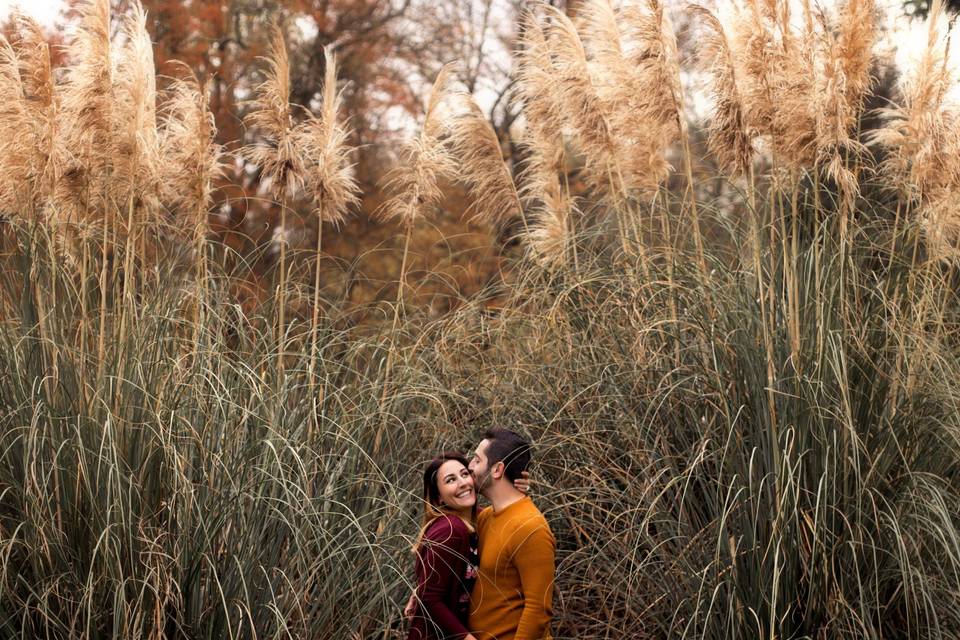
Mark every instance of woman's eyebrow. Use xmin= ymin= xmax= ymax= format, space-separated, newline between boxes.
xmin=443 ymin=473 xmax=456 ymax=481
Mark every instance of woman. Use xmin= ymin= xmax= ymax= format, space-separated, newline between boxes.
xmin=407 ymin=452 xmax=480 ymax=640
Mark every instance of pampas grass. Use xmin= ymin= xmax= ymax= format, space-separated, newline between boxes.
xmin=112 ymin=3 xmax=161 ymax=227
xmin=55 ymin=0 xmax=114 ymax=227
xmin=0 ymin=14 xmax=56 ymax=218
xmin=871 ymin=0 xmax=960 ymax=260
xmin=295 ymin=46 xmax=360 ymax=424
xmin=691 ymin=5 xmax=753 ymax=176
xmin=0 ymin=35 xmax=30 ymax=216
xmin=445 ymin=88 xmax=523 ymax=228
xmin=378 ymin=63 xmax=457 ymax=230
xmin=516 ymin=10 xmax=575 ymax=269
xmin=295 ymin=47 xmax=359 ymax=229
xmin=242 ymin=26 xmax=360 ymax=367
xmin=2 ymin=1 xmax=960 ymax=638
xmin=159 ymin=73 xmax=225 ymax=248
xmin=537 ymin=4 xmax=620 ymax=196
xmin=243 ymin=24 xmax=303 ymax=200
xmin=580 ymin=0 xmax=676 ymax=193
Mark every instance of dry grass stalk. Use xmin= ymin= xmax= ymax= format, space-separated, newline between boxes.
xmin=690 ymin=5 xmax=753 ymax=176
xmin=619 ymin=0 xmax=682 ymax=140
xmin=445 ymin=89 xmax=522 ymax=227
xmin=871 ymin=0 xmax=954 ymax=199
xmin=837 ymin=0 xmax=878 ymax=111
xmin=377 ymin=64 xmax=457 ymax=229
xmin=526 ymin=171 xmax=576 ymax=271
xmin=812 ymin=11 xmax=868 ymax=203
xmin=515 ymin=11 xmax=566 ymax=172
xmin=729 ymin=0 xmax=816 ymax=168
xmin=0 ymin=13 xmax=58 ymax=220
xmin=724 ymin=0 xmax=875 ymax=187
xmin=294 ymin=47 xmax=360 ymax=228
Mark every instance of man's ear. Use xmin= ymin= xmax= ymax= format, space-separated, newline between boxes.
xmin=491 ymin=461 xmax=505 ymax=480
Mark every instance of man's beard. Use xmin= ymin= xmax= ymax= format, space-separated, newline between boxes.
xmin=474 ymin=469 xmax=493 ymax=494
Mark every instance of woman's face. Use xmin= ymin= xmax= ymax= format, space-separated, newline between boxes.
xmin=435 ymin=459 xmax=476 ymax=511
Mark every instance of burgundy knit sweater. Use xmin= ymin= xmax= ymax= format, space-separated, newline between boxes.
xmin=407 ymin=514 xmax=478 ymax=640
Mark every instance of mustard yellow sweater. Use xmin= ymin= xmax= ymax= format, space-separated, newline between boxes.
xmin=468 ymin=497 xmax=555 ymax=640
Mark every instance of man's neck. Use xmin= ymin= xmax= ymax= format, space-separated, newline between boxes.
xmin=485 ymin=483 xmax=526 ymax=513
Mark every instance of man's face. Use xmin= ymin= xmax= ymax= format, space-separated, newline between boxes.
xmin=469 ymin=439 xmax=494 ymax=493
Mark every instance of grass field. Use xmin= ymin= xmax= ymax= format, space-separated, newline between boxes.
xmin=1 ymin=0 xmax=960 ymax=637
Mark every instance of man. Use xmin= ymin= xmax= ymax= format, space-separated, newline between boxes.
xmin=467 ymin=428 xmax=555 ymax=640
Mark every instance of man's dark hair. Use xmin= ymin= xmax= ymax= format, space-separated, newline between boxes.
xmin=483 ymin=428 xmax=531 ymax=482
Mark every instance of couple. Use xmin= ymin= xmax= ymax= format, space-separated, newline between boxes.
xmin=406 ymin=428 xmax=555 ymax=640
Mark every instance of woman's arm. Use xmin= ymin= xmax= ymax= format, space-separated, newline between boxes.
xmin=416 ymin=518 xmax=473 ymax=639
xmin=514 ymin=470 xmax=532 ymax=494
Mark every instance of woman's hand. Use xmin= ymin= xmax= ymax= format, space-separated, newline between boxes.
xmin=464 ymin=635 xmax=478 ymax=640
xmin=403 ymin=594 xmax=416 ymax=621
xmin=513 ymin=470 xmax=532 ymax=494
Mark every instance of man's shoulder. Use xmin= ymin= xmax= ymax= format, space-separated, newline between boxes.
xmin=507 ymin=499 xmax=555 ymax=539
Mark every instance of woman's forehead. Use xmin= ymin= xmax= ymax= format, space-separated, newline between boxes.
xmin=438 ymin=459 xmax=466 ymax=475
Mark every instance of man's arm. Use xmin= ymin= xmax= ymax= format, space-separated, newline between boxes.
xmin=513 ymin=524 xmax=556 ymax=640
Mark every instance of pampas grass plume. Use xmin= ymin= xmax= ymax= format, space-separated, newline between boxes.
xmin=446 ymin=87 xmax=522 ymax=227
xmin=691 ymin=5 xmax=753 ymax=176
xmin=243 ymin=23 xmax=304 ymax=199
xmin=159 ymin=72 xmax=225 ymax=236
xmin=295 ymin=47 xmax=360 ymax=227
xmin=378 ymin=64 xmax=458 ymax=229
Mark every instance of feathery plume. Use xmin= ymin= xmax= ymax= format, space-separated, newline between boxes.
xmin=55 ymin=0 xmax=114 ymax=224
xmin=691 ymin=5 xmax=753 ymax=176
xmin=515 ymin=10 xmax=566 ymax=177
xmin=620 ymin=0 xmax=682 ymax=137
xmin=581 ymin=0 xmax=674 ymax=192
xmin=12 ymin=13 xmax=53 ymax=109
xmin=731 ymin=0 xmax=817 ymax=169
xmin=378 ymin=64 xmax=457 ymax=229
xmin=516 ymin=9 xmax=574 ymax=266
xmin=539 ymin=4 xmax=619 ymax=194
xmin=0 ymin=35 xmax=30 ymax=215
xmin=870 ymin=0 xmax=960 ymax=260
xmin=294 ymin=47 xmax=360 ymax=227
xmin=113 ymin=2 xmax=160 ymax=217
xmin=446 ymin=88 xmax=522 ymax=227
xmin=870 ymin=0 xmax=954 ymax=199
xmin=159 ymin=73 xmax=225 ymax=237
xmin=14 ymin=14 xmax=57 ymax=204
xmin=577 ymin=0 xmax=625 ymax=101
xmin=812 ymin=10 xmax=866 ymax=203
xmin=837 ymin=0 xmax=878 ymax=111
xmin=527 ymin=180 xmax=576 ymax=270
xmin=243 ymin=23 xmax=305 ymax=199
